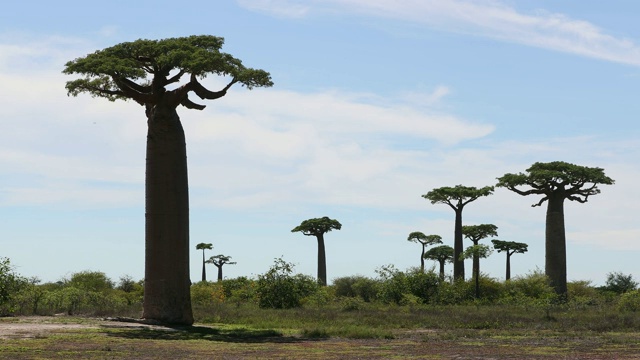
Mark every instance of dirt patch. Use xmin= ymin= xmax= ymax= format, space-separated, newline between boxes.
xmin=0 ymin=316 xmax=639 ymax=359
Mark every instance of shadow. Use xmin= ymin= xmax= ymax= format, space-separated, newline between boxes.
xmin=103 ymin=323 xmax=307 ymax=344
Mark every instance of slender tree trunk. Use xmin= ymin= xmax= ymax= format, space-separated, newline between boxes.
xmin=546 ymin=194 xmax=567 ymax=298
xmin=142 ymin=103 xmax=194 ymax=325
xmin=217 ymin=265 xmax=223 ymax=282
xmin=420 ymin=244 xmax=425 ymax=273
xmin=317 ymin=234 xmax=327 ymax=286
xmin=471 ymin=240 xmax=479 ymax=284
xmin=505 ymin=252 xmax=512 ymax=281
xmin=474 ymin=266 xmax=480 ymax=298
xmin=201 ymin=250 xmax=206 ymax=282
xmin=453 ymin=208 xmax=465 ymax=280
xmin=438 ymin=259 xmax=445 ymax=280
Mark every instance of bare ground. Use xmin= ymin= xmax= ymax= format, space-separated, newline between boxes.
xmin=0 ymin=316 xmax=639 ymax=359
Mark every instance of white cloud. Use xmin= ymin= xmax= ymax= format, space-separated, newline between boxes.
xmin=237 ymin=0 xmax=640 ymax=66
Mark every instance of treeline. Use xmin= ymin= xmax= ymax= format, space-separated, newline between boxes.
xmin=1 ymin=257 xmax=639 ymax=318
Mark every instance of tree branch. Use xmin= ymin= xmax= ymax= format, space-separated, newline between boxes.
xmin=181 ymin=97 xmax=206 ymax=110
xmin=191 ymin=74 xmax=237 ymax=100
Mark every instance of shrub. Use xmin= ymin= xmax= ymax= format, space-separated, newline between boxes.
xmin=67 ymin=271 xmax=114 ymax=292
xmin=375 ymin=265 xmax=410 ymax=305
xmin=191 ymin=282 xmax=225 ymax=307
xmin=352 ymin=277 xmax=379 ymax=302
xmin=405 ymin=268 xmax=440 ymax=303
xmin=256 ymin=258 xmax=319 ymax=309
xmin=617 ymin=290 xmax=640 ymax=312
xmin=0 ymin=257 xmax=28 ymax=316
xmin=603 ymin=272 xmax=638 ymax=294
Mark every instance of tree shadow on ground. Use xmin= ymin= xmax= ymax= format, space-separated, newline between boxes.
xmin=103 ymin=324 xmax=308 ymax=344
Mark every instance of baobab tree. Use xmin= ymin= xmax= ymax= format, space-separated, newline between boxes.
xmin=462 ymin=224 xmax=498 ymax=287
xmin=497 ymin=161 xmax=614 ymax=298
xmin=291 ymin=216 xmax=342 ymax=286
xmin=491 ymin=239 xmax=528 ymax=280
xmin=63 ymin=35 xmax=272 ymax=324
xmin=460 ymin=244 xmax=493 ymax=298
xmin=195 ymin=243 xmax=213 ymax=282
xmin=424 ymin=245 xmax=454 ymax=280
xmin=206 ymin=255 xmax=236 ymax=282
xmin=407 ymin=232 xmax=442 ymax=273
xmin=422 ymin=185 xmax=494 ymax=280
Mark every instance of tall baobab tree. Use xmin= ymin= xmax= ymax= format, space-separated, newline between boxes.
xmin=291 ymin=216 xmax=342 ymax=286
xmin=422 ymin=185 xmax=494 ymax=280
xmin=206 ymin=255 xmax=236 ymax=282
xmin=497 ymin=161 xmax=613 ymax=298
xmin=491 ymin=240 xmax=528 ymax=280
xmin=63 ymin=35 xmax=272 ymax=324
xmin=196 ymin=243 xmax=213 ymax=282
xmin=407 ymin=232 xmax=442 ymax=273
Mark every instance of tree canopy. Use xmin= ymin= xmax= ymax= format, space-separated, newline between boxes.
xmin=291 ymin=217 xmax=342 ymax=237
xmin=64 ymin=35 xmax=273 ymax=109
xmin=491 ymin=240 xmax=528 ymax=255
xmin=462 ymin=224 xmax=498 ymax=244
xmin=496 ymin=161 xmax=614 ymax=207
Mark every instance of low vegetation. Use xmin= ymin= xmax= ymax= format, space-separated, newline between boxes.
xmin=1 ymin=257 xmax=639 ymax=339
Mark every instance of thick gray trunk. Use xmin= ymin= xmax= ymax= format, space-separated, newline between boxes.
xmin=317 ymin=234 xmax=327 ymax=286
xmin=545 ymin=194 xmax=567 ymax=298
xmin=453 ymin=209 xmax=465 ymax=280
xmin=142 ymin=103 xmax=194 ymax=325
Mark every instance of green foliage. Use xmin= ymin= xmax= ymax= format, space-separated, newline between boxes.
xmin=424 ymin=245 xmax=454 ymax=263
xmin=256 ymin=258 xmax=319 ymax=309
xmin=291 ymin=217 xmax=342 ymax=236
xmin=407 ymin=232 xmax=442 ymax=245
xmin=0 ymin=258 xmax=28 ymax=315
xmin=191 ymin=282 xmax=226 ymax=307
xmin=462 ymin=224 xmax=498 ymax=244
xmin=603 ymin=272 xmax=638 ymax=294
xmin=617 ymin=290 xmax=640 ymax=312
xmin=422 ymin=185 xmax=494 ymax=206
xmin=64 ymin=35 xmax=273 ymax=102
xmin=460 ymin=244 xmax=493 ymax=261
xmin=491 ymin=239 xmax=528 ymax=254
xmin=499 ymin=270 xmax=556 ymax=306
xmin=496 ymin=161 xmax=614 ymax=206
xmin=67 ymin=271 xmax=114 ymax=292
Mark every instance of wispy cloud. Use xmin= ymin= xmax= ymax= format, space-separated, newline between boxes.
xmin=237 ymin=0 xmax=640 ymax=66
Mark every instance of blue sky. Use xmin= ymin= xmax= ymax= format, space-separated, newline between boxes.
xmin=1 ymin=1 xmax=638 ymax=286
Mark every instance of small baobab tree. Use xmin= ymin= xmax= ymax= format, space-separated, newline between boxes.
xmin=291 ymin=216 xmax=342 ymax=286
xmin=491 ymin=240 xmax=528 ymax=280
xmin=462 ymin=224 xmax=498 ymax=286
xmin=195 ymin=243 xmax=213 ymax=282
xmin=407 ymin=232 xmax=443 ymax=273
xmin=206 ymin=255 xmax=236 ymax=282
xmin=424 ymin=245 xmax=454 ymax=280
xmin=422 ymin=185 xmax=494 ymax=280
xmin=460 ymin=244 xmax=493 ymax=298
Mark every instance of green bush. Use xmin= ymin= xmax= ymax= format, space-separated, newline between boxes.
xmin=256 ymin=258 xmax=319 ymax=309
xmin=617 ymin=290 xmax=640 ymax=312
xmin=352 ymin=277 xmax=379 ymax=302
xmin=603 ymin=272 xmax=638 ymax=294
xmin=405 ymin=269 xmax=440 ymax=303
xmin=375 ymin=265 xmax=410 ymax=305
xmin=67 ymin=271 xmax=114 ymax=292
xmin=0 ymin=257 xmax=28 ymax=316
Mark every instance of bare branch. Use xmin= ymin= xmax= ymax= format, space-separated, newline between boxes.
xmin=181 ymin=97 xmax=206 ymax=110
xmin=165 ymin=70 xmax=185 ymax=86
xmin=190 ymin=73 xmax=237 ymax=100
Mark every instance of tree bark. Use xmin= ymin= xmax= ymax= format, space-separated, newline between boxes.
xmin=317 ymin=234 xmax=327 ymax=286
xmin=438 ymin=260 xmax=445 ymax=280
xmin=142 ymin=103 xmax=194 ymax=325
xmin=545 ymin=194 xmax=567 ymax=298
xmin=217 ymin=265 xmax=223 ymax=282
xmin=505 ymin=252 xmax=511 ymax=281
xmin=471 ymin=239 xmax=479 ymax=285
xmin=420 ymin=244 xmax=425 ymax=273
xmin=453 ymin=208 xmax=465 ymax=280
xmin=201 ymin=250 xmax=206 ymax=282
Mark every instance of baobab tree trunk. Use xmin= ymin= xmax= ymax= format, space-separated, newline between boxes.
xmin=545 ymin=194 xmax=567 ymax=299
xmin=142 ymin=103 xmax=194 ymax=325
xmin=217 ymin=266 xmax=223 ymax=282
xmin=471 ymin=240 xmax=479 ymax=284
xmin=201 ymin=251 xmax=206 ymax=282
xmin=505 ymin=252 xmax=512 ymax=281
xmin=317 ymin=234 xmax=327 ymax=286
xmin=438 ymin=260 xmax=446 ymax=280
xmin=453 ymin=209 xmax=465 ymax=280
xmin=420 ymin=245 xmax=425 ymax=273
